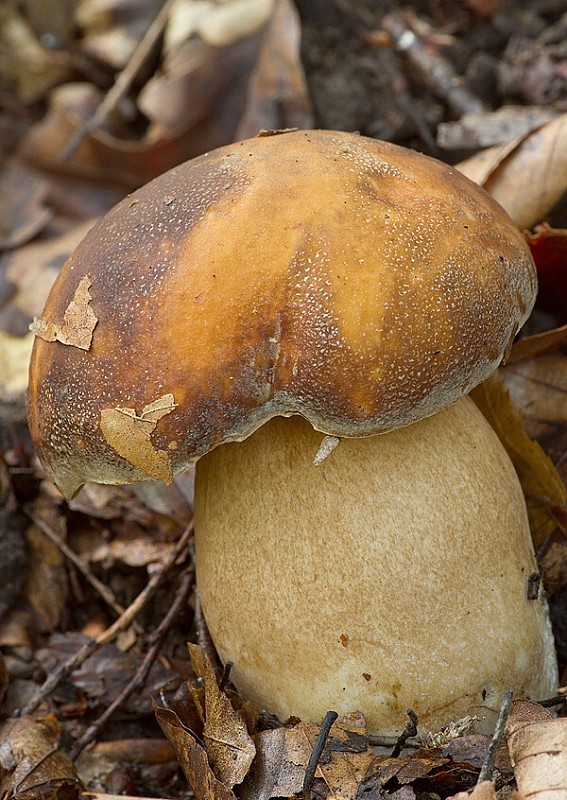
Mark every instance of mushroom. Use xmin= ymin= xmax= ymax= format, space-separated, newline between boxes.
xmin=28 ymin=129 xmax=557 ymax=736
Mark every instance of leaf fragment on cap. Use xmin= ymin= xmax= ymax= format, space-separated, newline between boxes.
xmin=30 ymin=274 xmax=97 ymax=350
xmin=100 ymin=393 xmax=177 ymax=484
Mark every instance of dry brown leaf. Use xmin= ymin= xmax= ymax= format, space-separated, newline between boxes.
xmin=240 ymin=713 xmax=376 ymax=800
xmin=23 ymin=492 xmax=69 ymax=634
xmin=0 ymin=716 xmax=80 ymax=799
xmin=236 ymin=0 xmax=314 ymax=138
xmin=470 ymin=371 xmax=566 ymax=547
xmin=100 ymin=393 xmax=177 ymax=484
xmin=156 ymin=705 xmax=237 ymax=800
xmin=238 ymin=725 xmax=310 ymax=800
xmin=457 ymin=113 xmax=567 ymax=230
xmin=509 ymin=325 xmax=567 ymax=363
xmin=502 ymin=351 xmax=567 ymax=497
xmin=188 ymin=644 xmax=256 ymax=788
xmin=0 ymin=162 xmax=52 ymax=251
xmin=30 ymin=273 xmax=97 ymax=350
xmin=507 ymin=710 xmax=567 ymax=799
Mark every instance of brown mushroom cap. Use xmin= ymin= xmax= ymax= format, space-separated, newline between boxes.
xmin=28 ymin=129 xmax=537 ymax=498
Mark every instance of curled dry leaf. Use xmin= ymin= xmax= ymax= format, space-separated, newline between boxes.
xmin=189 ymin=644 xmax=256 ymax=788
xmin=155 ymin=705 xmax=237 ymax=800
xmin=100 ymin=393 xmax=177 ymax=484
xmin=506 ymin=701 xmax=567 ymax=799
xmin=457 ymin=113 xmax=567 ymax=230
xmin=0 ymin=716 xmax=80 ymax=800
xmin=30 ymin=274 xmax=97 ymax=350
xmin=470 ymin=372 xmax=566 ymax=547
xmin=0 ymin=331 xmax=34 ymax=422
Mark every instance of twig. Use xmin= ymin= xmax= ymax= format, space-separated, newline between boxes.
xmin=60 ymin=0 xmax=176 ymax=161
xmin=13 ymin=521 xmax=193 ymax=718
xmin=303 ymin=710 xmax=338 ymax=799
xmin=219 ymin=661 xmax=233 ymax=693
xmin=25 ymin=508 xmax=126 ymax=618
xmin=381 ymin=10 xmax=484 ymax=117
xmin=391 ymin=709 xmax=419 ymax=758
xmin=477 ymin=689 xmax=513 ymax=783
xmin=69 ymin=565 xmax=194 ymax=759
xmin=539 ymin=693 xmax=567 ymax=708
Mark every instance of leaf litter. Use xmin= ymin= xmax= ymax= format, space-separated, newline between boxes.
xmin=0 ymin=0 xmax=567 ymax=798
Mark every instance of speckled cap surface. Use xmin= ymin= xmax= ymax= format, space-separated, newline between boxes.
xmin=28 ymin=129 xmax=537 ymax=497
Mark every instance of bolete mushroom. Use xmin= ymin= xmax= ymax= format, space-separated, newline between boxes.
xmin=28 ymin=129 xmax=557 ymax=736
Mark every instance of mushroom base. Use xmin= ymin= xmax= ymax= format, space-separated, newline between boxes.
xmin=194 ymin=396 xmax=557 ymax=736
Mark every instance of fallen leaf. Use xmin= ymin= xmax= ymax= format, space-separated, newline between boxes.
xmin=167 ymin=0 xmax=274 ymax=48
xmin=457 ymin=113 xmax=567 ymax=230
xmin=189 ymin=644 xmax=256 ymax=788
xmin=0 ymin=716 xmax=80 ymax=799
xmin=156 ymin=705 xmax=237 ymax=800
xmin=0 ymin=330 xmax=34 ymax=422
xmin=23 ymin=492 xmax=69 ymax=633
xmin=239 ymin=725 xmax=310 ymax=800
xmin=236 ymin=0 xmax=314 ymax=138
xmin=30 ymin=273 xmax=98 ymax=350
xmin=506 ymin=702 xmax=567 ymax=799
xmin=100 ymin=393 xmax=177 ymax=484
xmin=0 ymin=162 xmax=52 ymax=251
xmin=470 ymin=371 xmax=566 ymax=547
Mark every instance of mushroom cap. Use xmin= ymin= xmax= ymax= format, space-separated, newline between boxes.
xmin=28 ymin=129 xmax=537 ymax=498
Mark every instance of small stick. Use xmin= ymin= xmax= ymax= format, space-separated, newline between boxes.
xmin=539 ymin=693 xmax=567 ymax=708
xmin=477 ymin=689 xmax=513 ymax=783
xmin=219 ymin=661 xmax=234 ymax=693
xmin=303 ymin=710 xmax=338 ymax=799
xmin=14 ymin=521 xmax=193 ymax=718
xmin=381 ymin=11 xmax=484 ymax=117
xmin=26 ymin=509 xmax=126 ymax=618
xmin=69 ymin=566 xmax=194 ymax=759
xmin=60 ymin=0 xmax=176 ymax=161
xmin=391 ymin=709 xmax=418 ymax=758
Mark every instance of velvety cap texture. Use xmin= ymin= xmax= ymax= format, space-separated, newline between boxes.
xmin=28 ymin=129 xmax=537 ymax=497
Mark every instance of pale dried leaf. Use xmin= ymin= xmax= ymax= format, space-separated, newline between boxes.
xmin=189 ymin=644 xmax=256 ymax=788
xmin=30 ymin=274 xmax=97 ymax=350
xmin=169 ymin=0 xmax=274 ymax=48
xmin=457 ymin=113 xmax=567 ymax=229
xmin=100 ymin=393 xmax=177 ymax=484
xmin=0 ymin=330 xmax=34 ymax=397
xmin=507 ymin=717 xmax=567 ymax=799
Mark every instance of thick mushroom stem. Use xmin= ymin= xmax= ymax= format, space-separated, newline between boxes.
xmin=194 ymin=396 xmax=557 ymax=736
